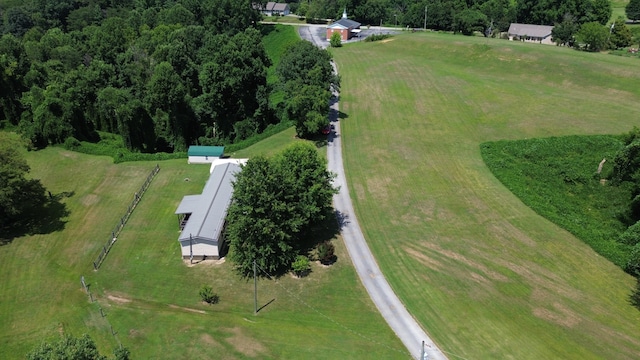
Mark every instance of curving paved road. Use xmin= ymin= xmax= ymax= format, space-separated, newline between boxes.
xmin=298 ymin=26 xmax=448 ymax=360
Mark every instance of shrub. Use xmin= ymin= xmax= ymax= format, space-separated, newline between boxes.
xmin=630 ymin=278 xmax=640 ymax=309
xmin=199 ymin=285 xmax=219 ymax=304
xmin=291 ymin=255 xmax=311 ymax=277
xmin=619 ymin=221 xmax=640 ymax=246
xmin=365 ymin=34 xmax=392 ymax=42
xmin=625 ymin=243 xmax=640 ymax=276
xmin=330 ymin=32 xmax=342 ymax=47
xmin=63 ymin=136 xmax=81 ymax=150
xmin=316 ymin=240 xmax=336 ymax=265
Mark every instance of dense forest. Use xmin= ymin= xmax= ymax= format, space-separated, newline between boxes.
xmin=0 ymin=0 xmax=337 ymax=153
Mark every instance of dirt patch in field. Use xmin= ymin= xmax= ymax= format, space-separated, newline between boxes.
xmin=366 ymin=176 xmax=391 ymax=201
xmin=168 ymin=304 xmax=206 ymax=314
xmin=532 ymin=301 xmax=581 ymax=328
xmin=61 ymin=151 xmax=78 ymax=159
xmin=200 ymin=333 xmax=220 ymax=346
xmin=107 ymin=294 xmax=132 ymax=304
xmin=420 ymin=241 xmax=509 ymax=282
xmin=403 ymin=245 xmax=444 ymax=272
xmin=225 ymin=327 xmax=267 ymax=357
xmin=184 ymin=258 xmax=226 ymax=267
xmin=80 ymin=194 xmax=100 ymax=207
xmin=380 ymin=38 xmax=395 ymax=43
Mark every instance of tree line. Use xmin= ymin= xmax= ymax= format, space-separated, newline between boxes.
xmin=290 ymin=0 xmax=612 ymax=34
xmin=0 ymin=0 xmax=336 ymax=153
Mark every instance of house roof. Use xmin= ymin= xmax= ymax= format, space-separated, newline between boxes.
xmin=188 ymin=145 xmax=224 ymax=157
xmin=507 ymin=23 xmax=554 ymax=38
xmin=175 ymin=162 xmax=240 ymax=243
xmin=328 ymin=18 xmax=361 ymax=29
xmin=264 ymin=2 xmax=288 ymax=11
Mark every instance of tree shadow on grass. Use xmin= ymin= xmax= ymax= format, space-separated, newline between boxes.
xmin=0 ymin=191 xmax=72 ymax=245
xmin=296 ymin=208 xmax=341 ymax=260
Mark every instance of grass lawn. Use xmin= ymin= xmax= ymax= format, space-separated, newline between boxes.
xmin=331 ymin=32 xmax=640 ymax=359
xmin=0 ymin=135 xmax=404 ymax=358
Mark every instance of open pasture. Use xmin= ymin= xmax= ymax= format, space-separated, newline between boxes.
xmin=332 ymin=32 xmax=640 ymax=359
xmin=0 ymin=140 xmax=405 ymax=359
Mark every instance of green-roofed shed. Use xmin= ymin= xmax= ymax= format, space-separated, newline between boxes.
xmin=188 ymin=146 xmax=225 ymax=164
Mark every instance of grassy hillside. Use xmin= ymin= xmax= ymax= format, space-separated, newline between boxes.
xmin=0 ymin=136 xmax=405 ymax=359
xmin=331 ymin=33 xmax=640 ymax=359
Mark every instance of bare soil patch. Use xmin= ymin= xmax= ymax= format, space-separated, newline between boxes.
xmin=225 ymin=327 xmax=267 ymax=357
xmin=168 ymin=304 xmax=206 ymax=314
xmin=184 ymin=258 xmax=226 ymax=268
xmin=107 ymin=294 xmax=132 ymax=304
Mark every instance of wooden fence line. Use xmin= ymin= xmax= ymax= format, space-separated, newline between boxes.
xmin=93 ymin=164 xmax=160 ymax=270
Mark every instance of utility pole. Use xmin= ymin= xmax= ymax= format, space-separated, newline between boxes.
xmin=424 ymin=5 xmax=427 ymax=30
xmin=253 ymin=260 xmax=258 ymax=315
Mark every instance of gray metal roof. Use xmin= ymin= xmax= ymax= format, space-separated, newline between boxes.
xmin=176 ymin=162 xmax=240 ymax=242
xmin=507 ymin=23 xmax=554 ymax=38
xmin=329 ymin=18 xmax=361 ymax=29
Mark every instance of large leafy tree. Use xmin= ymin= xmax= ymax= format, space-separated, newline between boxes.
xmin=283 ymin=80 xmax=331 ymax=138
xmin=226 ymin=142 xmax=337 ymax=277
xmin=0 ymin=133 xmax=48 ymax=230
xmin=609 ymin=17 xmax=633 ymax=49
xmin=552 ymin=13 xmax=579 ymax=46
xmin=0 ymin=34 xmax=29 ymax=124
xmin=276 ymin=40 xmax=336 ymax=90
xmin=453 ymin=8 xmax=488 ymax=35
xmin=517 ymin=0 xmax=592 ymax=25
xmin=576 ymin=21 xmax=608 ymax=51
xmin=194 ymin=28 xmax=271 ymax=143
xmin=277 ymin=41 xmax=337 ymax=138
xmin=627 ymin=0 xmax=640 ymax=22
xmin=589 ymin=0 xmax=612 ymax=25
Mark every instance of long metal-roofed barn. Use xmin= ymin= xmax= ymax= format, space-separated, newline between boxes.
xmin=175 ymin=162 xmax=241 ymax=260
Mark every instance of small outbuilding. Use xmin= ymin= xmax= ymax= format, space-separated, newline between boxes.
xmin=187 ymin=145 xmax=225 ymax=164
xmin=507 ymin=23 xmax=554 ymax=45
xmin=175 ymin=162 xmax=240 ymax=260
xmin=326 ymin=9 xmax=361 ymax=41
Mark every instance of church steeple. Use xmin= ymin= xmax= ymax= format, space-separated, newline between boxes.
xmin=342 ymin=8 xmax=347 ymax=19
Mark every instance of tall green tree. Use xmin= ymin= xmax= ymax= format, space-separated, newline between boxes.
xmin=283 ymin=80 xmax=331 ymax=138
xmin=552 ymin=13 xmax=579 ymax=46
xmin=609 ymin=17 xmax=633 ymax=49
xmin=0 ymin=133 xmax=48 ymax=230
xmin=589 ymin=0 xmax=612 ymax=25
xmin=195 ymin=28 xmax=271 ymax=142
xmin=276 ymin=40 xmax=336 ymax=90
xmin=146 ymin=61 xmax=189 ymax=151
xmin=226 ymin=142 xmax=337 ymax=277
xmin=453 ymin=8 xmax=488 ymax=36
xmin=627 ymin=0 xmax=640 ymax=22
xmin=0 ymin=34 xmax=29 ymax=124
xmin=576 ymin=21 xmax=608 ymax=51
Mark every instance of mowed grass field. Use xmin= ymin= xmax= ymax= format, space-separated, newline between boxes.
xmin=331 ymin=33 xmax=640 ymax=359
xmin=0 ymin=137 xmax=406 ymax=359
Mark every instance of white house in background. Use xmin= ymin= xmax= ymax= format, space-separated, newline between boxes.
xmin=507 ymin=23 xmax=554 ymax=45
xmin=187 ymin=145 xmax=225 ymax=164
xmin=175 ymin=162 xmax=243 ymax=261
xmin=259 ymin=2 xmax=290 ymax=16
